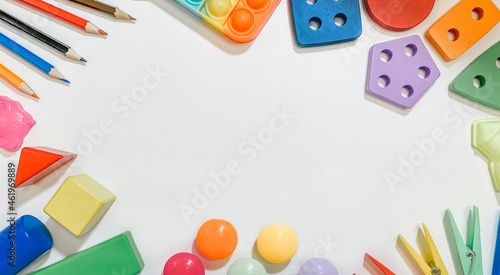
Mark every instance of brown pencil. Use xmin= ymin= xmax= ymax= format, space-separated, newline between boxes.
xmin=69 ymin=0 xmax=135 ymax=21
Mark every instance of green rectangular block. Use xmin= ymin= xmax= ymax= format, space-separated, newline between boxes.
xmin=31 ymin=231 xmax=144 ymax=275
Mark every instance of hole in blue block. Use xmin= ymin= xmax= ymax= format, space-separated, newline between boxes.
xmin=309 ymin=17 xmax=321 ymax=30
xmin=473 ymin=76 xmax=486 ymax=88
xmin=378 ymin=75 xmax=390 ymax=88
xmin=306 ymin=0 xmax=316 ymax=5
xmin=334 ymin=13 xmax=346 ymax=27
xmin=401 ymin=85 xmax=414 ymax=98
xmin=380 ymin=50 xmax=392 ymax=62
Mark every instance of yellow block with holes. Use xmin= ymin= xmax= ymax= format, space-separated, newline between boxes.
xmin=44 ymin=174 xmax=115 ymax=236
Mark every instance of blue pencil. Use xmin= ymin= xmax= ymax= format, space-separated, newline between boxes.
xmin=0 ymin=31 xmax=68 ymax=83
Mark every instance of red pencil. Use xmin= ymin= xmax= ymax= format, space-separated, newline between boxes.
xmin=16 ymin=0 xmax=107 ymax=36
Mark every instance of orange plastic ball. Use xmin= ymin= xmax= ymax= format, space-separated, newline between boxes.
xmin=196 ymin=219 xmax=238 ymax=260
xmin=230 ymin=9 xmax=254 ymax=33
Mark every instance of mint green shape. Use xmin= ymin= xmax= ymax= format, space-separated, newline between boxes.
xmin=444 ymin=206 xmax=482 ymax=275
xmin=31 ymin=231 xmax=144 ymax=275
xmin=449 ymin=41 xmax=500 ymax=110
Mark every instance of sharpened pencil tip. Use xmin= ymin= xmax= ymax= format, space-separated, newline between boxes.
xmin=129 ymin=15 xmax=136 ymax=21
xmin=80 ymin=57 xmax=87 ymax=63
xmin=99 ymin=29 xmax=108 ymax=36
xmin=32 ymin=93 xmax=40 ymax=99
xmin=61 ymin=78 xmax=70 ymax=84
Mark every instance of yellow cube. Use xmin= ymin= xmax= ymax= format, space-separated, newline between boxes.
xmin=44 ymin=174 xmax=115 ymax=236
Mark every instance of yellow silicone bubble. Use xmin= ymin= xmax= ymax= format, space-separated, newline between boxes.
xmin=257 ymin=224 xmax=298 ymax=264
xmin=207 ymin=0 xmax=232 ymax=18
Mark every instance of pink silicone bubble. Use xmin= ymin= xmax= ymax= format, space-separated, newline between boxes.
xmin=0 ymin=96 xmax=35 ymax=152
xmin=163 ymin=252 xmax=205 ymax=275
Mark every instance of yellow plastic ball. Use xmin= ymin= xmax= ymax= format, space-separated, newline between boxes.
xmin=257 ymin=224 xmax=298 ymax=264
xmin=207 ymin=0 xmax=232 ymax=18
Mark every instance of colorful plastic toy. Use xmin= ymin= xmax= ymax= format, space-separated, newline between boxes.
xmin=15 ymin=147 xmax=76 ymax=188
xmin=298 ymin=258 xmax=338 ymax=275
xmin=0 ymin=95 xmax=35 ymax=152
xmin=290 ymin=0 xmax=361 ymax=47
xmin=365 ymin=254 xmax=395 ymax=275
xmin=0 ymin=215 xmax=52 ymax=275
xmin=31 ymin=231 xmax=144 ymax=274
xmin=450 ymin=41 xmax=500 ymax=110
xmin=398 ymin=224 xmax=448 ymax=275
xmin=44 ymin=174 xmax=116 ymax=236
xmin=196 ymin=219 xmax=238 ymax=260
xmin=227 ymin=258 xmax=266 ymax=275
xmin=471 ymin=118 xmax=500 ymax=191
xmin=366 ymin=35 xmax=440 ymax=109
xmin=364 ymin=0 xmax=435 ymax=31
xmin=256 ymin=224 xmax=298 ymax=264
xmin=425 ymin=0 xmax=500 ymax=61
xmin=164 ymin=252 xmax=205 ymax=275
xmin=493 ymin=213 xmax=500 ymax=275
xmin=444 ymin=206 xmax=482 ymax=275
xmin=172 ymin=0 xmax=280 ymax=43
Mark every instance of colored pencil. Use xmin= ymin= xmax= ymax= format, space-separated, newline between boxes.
xmin=0 ymin=9 xmax=86 ymax=62
xmin=0 ymin=31 xmax=69 ymax=83
xmin=70 ymin=0 xmax=135 ymax=21
xmin=0 ymin=62 xmax=38 ymax=99
xmin=16 ymin=0 xmax=107 ymax=36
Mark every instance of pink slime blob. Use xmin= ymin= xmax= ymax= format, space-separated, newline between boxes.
xmin=0 ymin=96 xmax=36 ymax=152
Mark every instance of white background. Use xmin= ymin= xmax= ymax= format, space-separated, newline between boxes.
xmin=0 ymin=0 xmax=500 ymax=274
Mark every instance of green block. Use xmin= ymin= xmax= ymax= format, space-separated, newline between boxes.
xmin=31 ymin=231 xmax=144 ymax=275
xmin=449 ymin=41 xmax=500 ymax=110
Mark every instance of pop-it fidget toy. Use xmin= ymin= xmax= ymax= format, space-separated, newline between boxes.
xmin=365 ymin=35 xmax=440 ymax=109
xmin=172 ymin=0 xmax=281 ymax=43
xmin=290 ymin=0 xmax=361 ymax=47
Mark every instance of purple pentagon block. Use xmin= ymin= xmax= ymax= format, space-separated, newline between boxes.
xmin=366 ymin=35 xmax=440 ymax=108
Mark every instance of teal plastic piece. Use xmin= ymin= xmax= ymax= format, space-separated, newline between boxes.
xmin=31 ymin=231 xmax=144 ymax=275
xmin=449 ymin=41 xmax=500 ymax=110
xmin=444 ymin=206 xmax=482 ymax=275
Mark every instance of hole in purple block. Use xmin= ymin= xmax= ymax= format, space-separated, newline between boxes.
xmin=418 ymin=66 xmax=430 ymax=79
xmin=405 ymin=44 xmax=417 ymax=57
xmin=334 ymin=13 xmax=346 ymax=27
xmin=306 ymin=0 xmax=316 ymax=5
xmin=447 ymin=29 xmax=460 ymax=41
xmin=377 ymin=75 xmax=390 ymax=88
xmin=309 ymin=17 xmax=321 ymax=30
xmin=473 ymin=75 xmax=486 ymax=88
xmin=472 ymin=7 xmax=484 ymax=20
xmin=401 ymin=85 xmax=413 ymax=98
xmin=380 ymin=50 xmax=392 ymax=62
xmin=496 ymin=58 xmax=500 ymax=69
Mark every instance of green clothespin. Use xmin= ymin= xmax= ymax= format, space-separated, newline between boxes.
xmin=444 ymin=206 xmax=482 ymax=275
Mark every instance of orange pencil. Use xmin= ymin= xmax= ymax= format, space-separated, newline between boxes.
xmin=17 ymin=0 xmax=107 ymax=35
xmin=0 ymin=63 xmax=38 ymax=99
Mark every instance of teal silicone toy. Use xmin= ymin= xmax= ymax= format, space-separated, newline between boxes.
xmin=227 ymin=258 xmax=266 ymax=275
xmin=472 ymin=118 xmax=500 ymax=191
xmin=449 ymin=41 xmax=500 ymax=110
xmin=31 ymin=231 xmax=144 ymax=275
